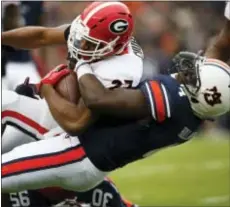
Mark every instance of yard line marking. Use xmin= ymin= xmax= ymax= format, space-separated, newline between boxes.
xmin=200 ymin=195 xmax=230 ymax=204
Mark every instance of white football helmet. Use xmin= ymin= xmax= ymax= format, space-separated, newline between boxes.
xmin=184 ymin=58 xmax=230 ymax=119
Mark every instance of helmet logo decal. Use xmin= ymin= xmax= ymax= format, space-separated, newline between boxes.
xmin=204 ymin=86 xmax=222 ymax=106
xmin=109 ymin=19 xmax=129 ymax=34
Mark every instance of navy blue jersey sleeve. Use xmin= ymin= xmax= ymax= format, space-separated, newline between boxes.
xmin=140 ymin=79 xmax=172 ymax=123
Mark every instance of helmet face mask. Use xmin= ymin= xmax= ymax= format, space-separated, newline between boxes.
xmin=68 ymin=19 xmax=118 ymax=62
xmin=171 ymin=52 xmax=230 ymax=119
xmin=172 ymin=52 xmax=204 ymax=97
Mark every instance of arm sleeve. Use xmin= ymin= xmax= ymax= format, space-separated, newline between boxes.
xmin=140 ymin=80 xmax=172 ymax=123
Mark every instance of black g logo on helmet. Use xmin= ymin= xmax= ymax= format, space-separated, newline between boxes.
xmin=109 ymin=19 xmax=129 ymax=34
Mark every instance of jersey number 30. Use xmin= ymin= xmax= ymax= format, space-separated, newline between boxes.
xmin=92 ymin=189 xmax=113 ymax=207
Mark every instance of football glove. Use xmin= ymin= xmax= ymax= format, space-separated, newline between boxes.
xmin=37 ymin=64 xmax=70 ymax=93
xmin=15 ymin=77 xmax=39 ymax=100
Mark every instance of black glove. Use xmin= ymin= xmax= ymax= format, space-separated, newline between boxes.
xmin=15 ymin=77 xmax=39 ymax=100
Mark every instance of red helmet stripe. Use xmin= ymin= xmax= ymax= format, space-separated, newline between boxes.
xmin=204 ymin=59 xmax=230 ymax=72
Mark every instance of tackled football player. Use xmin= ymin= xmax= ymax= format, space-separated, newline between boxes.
xmin=2 ymin=2 xmax=142 ymax=206
xmin=2 ymin=52 xmax=230 ymax=193
xmin=2 ymin=1 xmax=143 ymax=146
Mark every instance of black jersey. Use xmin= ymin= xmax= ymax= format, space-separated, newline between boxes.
xmin=79 ymin=75 xmax=203 ymax=171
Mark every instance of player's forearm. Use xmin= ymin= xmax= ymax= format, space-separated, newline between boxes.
xmin=2 ymin=27 xmax=46 ymax=49
xmin=78 ymin=74 xmax=107 ymax=108
xmin=205 ymin=37 xmax=230 ymax=61
xmin=205 ymin=21 xmax=230 ymax=61
xmin=78 ymin=74 xmax=148 ymax=119
xmin=41 ymin=85 xmax=89 ymax=135
xmin=2 ymin=26 xmax=61 ymax=49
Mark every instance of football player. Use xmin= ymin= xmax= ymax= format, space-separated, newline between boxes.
xmin=205 ymin=1 xmax=230 ymax=61
xmin=2 ymin=52 xmax=230 ymax=195
xmin=2 ymin=2 xmax=141 ymax=207
xmin=2 ymin=1 xmax=144 ymax=144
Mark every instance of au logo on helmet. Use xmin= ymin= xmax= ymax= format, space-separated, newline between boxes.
xmin=204 ymin=86 xmax=222 ymax=106
xmin=109 ymin=19 xmax=129 ymax=34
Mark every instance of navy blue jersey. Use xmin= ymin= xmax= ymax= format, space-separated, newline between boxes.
xmin=79 ymin=75 xmax=203 ymax=171
xmin=77 ymin=178 xmax=132 ymax=207
xmin=8 ymin=1 xmax=44 ymax=62
xmin=2 ymin=190 xmax=52 ymax=207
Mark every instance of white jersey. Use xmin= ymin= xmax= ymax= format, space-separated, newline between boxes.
xmin=2 ymin=37 xmax=144 ymax=145
xmin=76 ymin=38 xmax=144 ymax=89
xmin=225 ymin=1 xmax=230 ymax=20
xmin=89 ymin=53 xmax=143 ymax=89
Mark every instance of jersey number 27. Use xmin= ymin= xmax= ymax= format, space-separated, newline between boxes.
xmin=109 ymin=79 xmax=133 ymax=90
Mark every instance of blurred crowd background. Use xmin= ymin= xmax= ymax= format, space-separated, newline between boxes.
xmin=2 ymin=1 xmax=229 ymax=136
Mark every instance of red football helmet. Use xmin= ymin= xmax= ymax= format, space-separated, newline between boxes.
xmin=67 ymin=1 xmax=134 ymax=62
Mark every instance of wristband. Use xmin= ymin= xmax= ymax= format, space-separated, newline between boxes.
xmin=77 ymin=63 xmax=94 ymax=80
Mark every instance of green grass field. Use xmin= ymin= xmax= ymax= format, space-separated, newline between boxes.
xmin=110 ymin=136 xmax=230 ymax=206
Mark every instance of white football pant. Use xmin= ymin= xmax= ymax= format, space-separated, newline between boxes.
xmin=2 ymin=90 xmax=59 ymax=153
xmin=2 ymin=61 xmax=42 ymax=153
xmin=5 ymin=61 xmax=40 ymax=90
xmin=2 ymin=133 xmax=108 ymax=193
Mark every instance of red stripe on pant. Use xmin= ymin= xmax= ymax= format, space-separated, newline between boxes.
xmin=2 ymin=146 xmax=86 ymax=177
xmin=149 ymin=81 xmax=166 ymax=122
xmin=2 ymin=110 xmax=48 ymax=135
